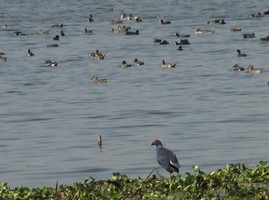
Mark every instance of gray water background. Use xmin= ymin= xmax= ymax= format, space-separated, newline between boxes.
xmin=0 ymin=0 xmax=269 ymax=187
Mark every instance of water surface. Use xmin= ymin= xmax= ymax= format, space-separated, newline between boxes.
xmin=0 ymin=0 xmax=269 ymax=187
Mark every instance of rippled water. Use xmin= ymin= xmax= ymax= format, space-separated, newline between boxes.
xmin=1 ymin=0 xmax=269 ymax=187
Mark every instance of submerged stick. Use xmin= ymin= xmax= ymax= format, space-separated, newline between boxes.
xmin=145 ymin=168 xmax=159 ymax=180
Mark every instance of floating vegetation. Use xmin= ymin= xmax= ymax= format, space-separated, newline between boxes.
xmin=0 ymin=161 xmax=269 ymax=199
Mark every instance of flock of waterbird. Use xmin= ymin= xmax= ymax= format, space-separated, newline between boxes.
xmin=1 ymin=7 xmax=269 ymax=84
xmin=1 ymin=5 xmax=269 ymax=178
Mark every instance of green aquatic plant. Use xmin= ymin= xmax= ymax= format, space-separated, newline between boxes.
xmin=0 ymin=162 xmax=269 ymax=199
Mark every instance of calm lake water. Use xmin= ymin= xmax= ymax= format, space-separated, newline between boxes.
xmin=1 ymin=0 xmax=269 ymax=187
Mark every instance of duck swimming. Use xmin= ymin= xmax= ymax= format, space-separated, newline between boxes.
xmin=177 ymin=46 xmax=183 ymax=51
xmin=36 ymin=29 xmax=49 ymax=35
xmin=237 ymin=49 xmax=247 ymax=57
xmin=159 ymin=40 xmax=169 ymax=45
xmin=161 ymin=60 xmax=177 ymax=68
xmin=153 ymin=37 xmax=162 ymax=43
xmin=90 ymin=75 xmax=107 ymax=83
xmin=260 ymin=36 xmax=269 ymax=41
xmin=121 ymin=60 xmax=132 ymax=68
xmin=207 ymin=18 xmax=225 ymax=24
xmin=175 ymin=32 xmax=190 ymax=38
xmin=111 ymin=19 xmax=123 ymax=25
xmin=14 ymin=31 xmax=26 ymax=36
xmin=84 ymin=28 xmax=93 ymax=34
xmin=195 ymin=28 xmax=215 ymax=35
xmin=231 ymin=64 xmax=244 ymax=71
xmin=53 ymin=35 xmax=60 ymax=40
xmin=133 ymin=58 xmax=144 ymax=65
xmin=0 ymin=55 xmax=7 ymax=62
xmin=160 ymin=19 xmax=171 ymax=24
xmin=247 ymin=65 xmax=263 ymax=73
xmin=47 ymin=44 xmax=59 ymax=47
xmin=88 ymin=14 xmax=94 ymax=22
xmin=230 ymin=27 xmax=242 ymax=32
xmin=178 ymin=38 xmax=190 ymax=45
xmin=51 ymin=23 xmax=63 ymax=28
xmin=125 ymin=30 xmax=139 ymax=35
xmin=27 ymin=49 xmax=34 ymax=56
xmin=120 ymin=11 xmax=140 ymax=21
xmin=243 ymin=33 xmax=255 ymax=38
xmin=91 ymin=50 xmax=105 ymax=60
xmin=0 ymin=24 xmax=7 ymax=29
xmin=251 ymin=12 xmax=262 ymax=18
xmin=45 ymin=60 xmax=57 ymax=67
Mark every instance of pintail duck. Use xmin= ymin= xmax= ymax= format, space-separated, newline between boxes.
xmin=231 ymin=64 xmax=244 ymax=71
xmin=133 ymin=58 xmax=144 ymax=65
xmin=27 ymin=49 xmax=34 ymax=56
xmin=247 ymin=65 xmax=263 ymax=73
xmin=121 ymin=60 xmax=132 ymax=68
xmin=195 ymin=28 xmax=215 ymax=35
xmin=36 ymin=29 xmax=49 ymax=35
xmin=260 ymin=36 xmax=269 ymax=41
xmin=230 ymin=27 xmax=242 ymax=32
xmin=0 ymin=55 xmax=7 ymax=62
xmin=45 ymin=60 xmax=57 ymax=67
xmin=237 ymin=49 xmax=247 ymax=57
xmin=125 ymin=30 xmax=139 ymax=35
xmin=207 ymin=18 xmax=226 ymax=24
xmin=91 ymin=75 xmax=107 ymax=83
xmin=243 ymin=33 xmax=255 ymax=38
xmin=88 ymin=14 xmax=94 ymax=22
xmin=161 ymin=60 xmax=177 ymax=68
xmin=160 ymin=19 xmax=171 ymax=24
xmin=91 ymin=50 xmax=105 ymax=60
